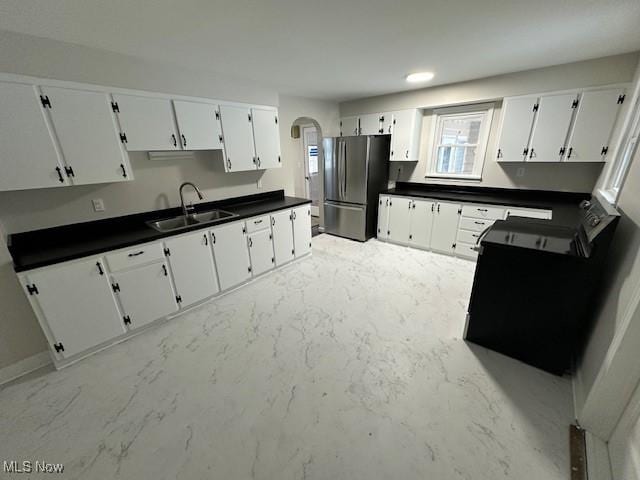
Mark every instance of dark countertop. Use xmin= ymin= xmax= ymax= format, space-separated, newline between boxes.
xmin=9 ymin=190 xmax=311 ymax=272
xmin=383 ymin=182 xmax=591 ymax=227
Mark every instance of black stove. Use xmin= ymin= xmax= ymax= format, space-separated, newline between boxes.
xmin=464 ymin=196 xmax=619 ymax=375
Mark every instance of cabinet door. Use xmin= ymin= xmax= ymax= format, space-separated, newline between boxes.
xmin=391 ymin=109 xmax=422 ymax=161
xmin=496 ymin=96 xmax=538 ymax=161
xmin=271 ymin=210 xmax=295 ymax=266
xmin=431 ymin=202 xmax=461 ymax=254
xmin=112 ymin=262 xmax=178 ymax=329
xmin=165 ymin=231 xmax=219 ymax=307
xmin=528 ymin=93 xmax=577 ymax=162
xmin=252 ymin=107 xmax=281 ymax=169
xmin=359 ymin=113 xmax=382 ymax=135
xmin=293 ymin=205 xmax=312 ymax=257
xmin=566 ymin=89 xmax=624 ymax=162
xmin=210 ymin=221 xmax=252 ymax=290
xmin=219 ymin=104 xmax=256 ymax=172
xmin=42 ymin=86 xmax=131 ymax=185
xmin=409 ymin=199 xmax=436 ymax=249
xmin=112 ymin=94 xmax=179 ymax=151
xmin=248 ymin=229 xmax=275 ymax=276
xmin=340 ymin=116 xmax=359 ymax=136
xmin=26 ymin=258 xmax=124 ymax=358
xmin=387 ymin=196 xmax=412 ymax=243
xmin=0 ymin=81 xmax=67 ymax=191
xmin=380 ymin=112 xmax=393 ymax=135
xmin=173 ymin=100 xmax=223 ymax=150
xmin=377 ymin=195 xmax=390 ymax=240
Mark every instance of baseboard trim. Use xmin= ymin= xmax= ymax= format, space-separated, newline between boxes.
xmin=0 ymin=351 xmax=52 ymax=386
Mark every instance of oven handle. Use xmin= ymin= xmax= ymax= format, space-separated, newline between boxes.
xmin=473 ymin=224 xmax=494 ymax=251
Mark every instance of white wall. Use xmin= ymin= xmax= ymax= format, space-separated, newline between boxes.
xmin=0 ymin=31 xmax=338 ymax=371
xmin=340 ymin=53 xmax=640 ymax=193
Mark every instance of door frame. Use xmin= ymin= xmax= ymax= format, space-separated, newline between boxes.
xmin=301 ymin=124 xmax=320 ymax=216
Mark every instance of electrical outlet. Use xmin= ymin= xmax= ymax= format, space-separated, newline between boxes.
xmin=516 ymin=167 xmax=526 ymax=178
xmin=92 ymin=198 xmax=105 ymax=212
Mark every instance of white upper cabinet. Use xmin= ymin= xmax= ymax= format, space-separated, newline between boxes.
xmin=431 ymin=201 xmax=461 ymax=254
xmin=219 ymin=104 xmax=256 ymax=172
xmin=165 ymin=231 xmax=219 ymax=307
xmin=387 ymin=196 xmax=412 ymax=243
xmin=528 ymin=93 xmax=577 ymax=162
xmin=292 ymin=205 xmax=312 ymax=257
xmin=42 ymin=86 xmax=131 ymax=185
xmin=112 ymin=93 xmax=180 ymax=151
xmin=173 ymin=100 xmax=223 ymax=150
xmin=252 ymin=107 xmax=281 ymax=169
xmin=25 ymin=257 xmax=125 ymax=358
xmin=340 ymin=116 xmax=359 ymax=136
xmin=0 ymin=81 xmax=67 ymax=191
xmin=390 ymin=109 xmax=422 ymax=161
xmin=112 ymin=261 xmax=178 ymax=329
xmin=210 ymin=221 xmax=252 ymax=290
xmin=496 ymin=96 xmax=538 ymax=161
xmin=566 ymin=88 xmax=625 ymax=162
xmin=409 ymin=199 xmax=436 ymax=250
xmin=380 ymin=113 xmax=393 ymax=135
xmin=359 ymin=113 xmax=383 ymax=135
xmin=271 ymin=210 xmax=295 ymax=266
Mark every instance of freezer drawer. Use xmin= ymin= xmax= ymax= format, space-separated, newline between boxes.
xmin=324 ymin=202 xmax=367 ymax=242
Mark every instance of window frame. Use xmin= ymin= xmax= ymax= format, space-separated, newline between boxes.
xmin=425 ymin=103 xmax=494 ymax=181
xmin=600 ymin=91 xmax=640 ymax=206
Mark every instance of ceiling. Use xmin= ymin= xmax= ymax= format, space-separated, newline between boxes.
xmin=0 ymin=0 xmax=639 ymax=101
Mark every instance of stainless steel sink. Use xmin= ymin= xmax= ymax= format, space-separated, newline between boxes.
xmin=147 ymin=209 xmax=237 ymax=232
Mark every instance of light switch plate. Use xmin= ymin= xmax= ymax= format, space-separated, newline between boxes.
xmin=92 ymin=199 xmax=105 ymax=212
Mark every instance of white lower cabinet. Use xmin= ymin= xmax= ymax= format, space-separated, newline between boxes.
xmin=430 ymin=202 xmax=462 ymax=254
xmin=210 ymin=221 xmax=252 ymax=290
xmin=379 ymin=193 xmax=553 ymax=261
xmin=271 ymin=209 xmax=295 ymax=266
xmin=19 ymin=205 xmax=312 ymax=366
xmin=248 ymin=229 xmax=275 ymax=276
xmin=24 ymin=257 xmax=125 ymax=358
xmin=165 ymin=231 xmax=219 ymax=307
xmin=112 ymin=262 xmax=178 ymax=329
xmin=377 ymin=195 xmax=390 ymax=240
xmin=292 ymin=205 xmax=312 ymax=257
xmin=409 ymin=199 xmax=436 ymax=249
xmin=387 ymin=196 xmax=412 ymax=243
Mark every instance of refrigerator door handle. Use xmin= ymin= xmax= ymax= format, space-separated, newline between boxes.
xmin=342 ymin=140 xmax=348 ymax=200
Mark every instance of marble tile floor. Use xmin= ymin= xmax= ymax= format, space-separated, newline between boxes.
xmin=0 ymin=234 xmax=573 ymax=480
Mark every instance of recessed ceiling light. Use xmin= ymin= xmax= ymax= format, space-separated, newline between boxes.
xmin=406 ymin=72 xmax=434 ymax=83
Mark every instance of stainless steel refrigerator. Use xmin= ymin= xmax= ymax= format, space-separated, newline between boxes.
xmin=323 ymin=135 xmax=390 ymax=241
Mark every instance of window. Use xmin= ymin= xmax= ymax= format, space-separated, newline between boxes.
xmin=426 ymin=104 xmax=494 ymax=180
xmin=602 ymin=93 xmax=640 ymax=204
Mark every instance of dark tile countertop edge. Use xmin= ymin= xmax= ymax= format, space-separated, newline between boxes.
xmin=9 ymin=190 xmax=311 ymax=273
xmin=383 ymin=182 xmax=591 ymax=227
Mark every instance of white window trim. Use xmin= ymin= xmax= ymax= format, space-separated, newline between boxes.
xmin=599 ymin=93 xmax=640 ymax=206
xmin=425 ymin=103 xmax=494 ymax=181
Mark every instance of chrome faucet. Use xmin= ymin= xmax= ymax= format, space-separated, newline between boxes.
xmin=179 ymin=182 xmax=205 ymax=217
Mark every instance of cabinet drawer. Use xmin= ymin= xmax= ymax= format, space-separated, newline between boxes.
xmin=505 ymin=208 xmax=552 ymax=220
xmin=461 ymin=205 xmax=505 ymax=220
xmin=245 ymin=214 xmax=271 ymax=233
xmin=106 ymin=242 xmax=165 ymax=272
xmin=459 ymin=217 xmax=495 ymax=232
xmin=457 ymin=229 xmax=482 ymax=245
xmin=456 ymin=242 xmax=479 ymax=260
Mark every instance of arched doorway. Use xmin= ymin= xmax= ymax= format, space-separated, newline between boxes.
xmin=291 ymin=117 xmax=324 ymax=233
